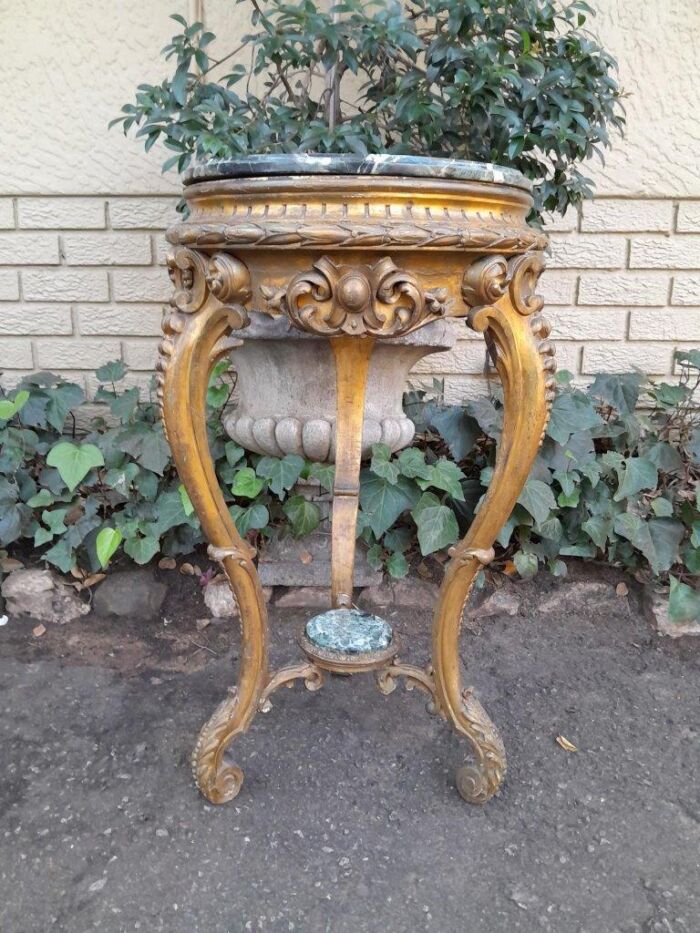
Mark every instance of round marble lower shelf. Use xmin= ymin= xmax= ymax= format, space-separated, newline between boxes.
xmin=300 ymin=608 xmax=397 ymax=672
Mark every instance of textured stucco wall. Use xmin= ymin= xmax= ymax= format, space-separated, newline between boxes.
xmin=0 ymin=0 xmax=698 ymax=396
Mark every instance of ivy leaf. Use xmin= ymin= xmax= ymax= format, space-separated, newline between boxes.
xmin=124 ymin=534 xmax=160 ymax=565
xmin=46 ymin=442 xmax=104 ymax=492
xmin=45 ymin=383 xmax=85 ymax=431
xmin=429 ymin=406 xmax=479 ymax=460
xmin=668 ymin=578 xmax=700 ymax=623
xmin=256 ymin=454 xmax=305 ymax=497
xmin=582 ymin=515 xmax=614 ymax=549
xmin=95 ymin=360 xmax=127 ymax=383
xmin=517 ymin=479 xmax=557 ymax=524
xmin=230 ymin=502 xmax=270 ymax=536
xmin=417 ymin=458 xmax=466 ymax=500
xmin=283 ymin=495 xmax=320 ymax=537
xmin=308 ymin=461 xmax=335 ymax=492
xmin=547 ymin=392 xmax=602 ymax=444
xmin=647 ymin=518 xmax=684 ymax=574
xmin=43 ymin=536 xmax=76 ymax=573
xmin=96 ymin=527 xmax=123 ymax=568
xmin=178 ymin=484 xmax=195 ymax=516
xmin=370 ymin=443 xmax=400 ymax=484
xmin=411 ymin=492 xmax=459 ymax=555
xmin=117 ymin=423 xmax=170 ymax=475
xmin=232 ymin=467 xmax=265 ymax=499
xmin=397 ymin=447 xmax=432 ymax=481
xmin=386 ymin=551 xmax=409 ymax=578
xmin=366 ymin=542 xmax=383 ymax=570
xmin=26 ymin=488 xmax=55 ymax=508
xmin=0 ymin=389 xmax=29 ymax=422
xmin=514 ymin=550 xmax=539 ymax=579
xmin=359 ymin=472 xmax=419 ymax=538
xmin=613 ymin=457 xmax=658 ymax=502
xmin=225 ymin=442 xmax=246 ymax=467
xmin=650 ymin=497 xmax=673 ymax=518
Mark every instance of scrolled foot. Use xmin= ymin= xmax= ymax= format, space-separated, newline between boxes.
xmin=192 ymin=689 xmax=247 ymax=805
xmin=453 ymin=689 xmax=506 ymax=804
xmin=456 ymin=762 xmax=501 ymax=804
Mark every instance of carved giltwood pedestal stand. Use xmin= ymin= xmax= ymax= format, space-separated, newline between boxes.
xmin=157 ymin=155 xmax=555 ymax=806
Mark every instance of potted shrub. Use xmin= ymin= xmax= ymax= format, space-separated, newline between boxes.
xmin=115 ymin=0 xmax=624 ymax=463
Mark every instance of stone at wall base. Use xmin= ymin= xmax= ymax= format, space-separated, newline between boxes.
xmin=1 ymin=568 xmax=89 ymax=624
xmin=93 ymin=570 xmax=167 ymax=619
xmin=359 ymin=578 xmax=439 ymax=610
xmin=257 ymin=529 xmax=382 ymax=588
xmin=643 ymin=587 xmax=700 ymax=638
xmin=203 ymin=577 xmax=273 ymax=618
xmin=275 ymin=587 xmax=332 ymax=609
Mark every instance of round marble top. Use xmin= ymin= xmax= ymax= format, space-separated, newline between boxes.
xmin=184 ymin=153 xmax=531 ymax=191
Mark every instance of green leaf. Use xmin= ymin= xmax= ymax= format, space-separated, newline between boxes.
xmin=514 ymin=550 xmax=539 ymax=579
xmin=26 ymin=488 xmax=55 ymax=508
xmin=668 ymin=577 xmax=700 ymax=623
xmin=225 ymin=442 xmax=246 ymax=467
xmin=282 ymin=496 xmax=320 ymax=537
xmin=647 ymin=518 xmax=684 ymax=574
xmin=366 ymin=542 xmax=383 ymax=570
xmin=308 ymin=461 xmax=335 ymax=492
xmin=46 ymin=383 xmax=85 ymax=431
xmin=417 ymin=458 xmax=466 ymax=500
xmin=256 ymin=454 xmax=305 ymax=497
xmin=231 ymin=466 xmax=265 ymax=499
xmin=96 ymin=527 xmax=123 ymax=568
xmin=582 ymin=515 xmax=613 ymax=549
xmin=43 ymin=537 xmax=76 ymax=573
xmin=386 ymin=551 xmax=409 ymax=578
xmin=178 ymin=484 xmax=195 ymax=516
xmin=96 ymin=360 xmax=127 ymax=383
xmin=517 ymin=479 xmax=557 ymax=524
xmin=46 ymin=441 xmax=104 ymax=492
xmin=547 ymin=392 xmax=602 ymax=444
xmin=646 ymin=441 xmax=683 ymax=473
xmin=370 ymin=443 xmax=400 ymax=484
xmin=650 ymin=497 xmax=673 ymax=517
xmin=230 ymin=502 xmax=269 ymax=536
xmin=0 ymin=389 xmax=30 ymax=421
xmin=397 ymin=447 xmax=432 ymax=481
xmin=117 ymin=423 xmax=171 ymax=475
xmin=124 ymin=534 xmax=160 ymax=565
xmin=360 ymin=472 xmax=419 ymax=538
xmin=613 ymin=457 xmax=658 ymax=502
xmin=429 ymin=406 xmax=479 ymax=460
xmin=411 ymin=493 xmax=459 ymax=555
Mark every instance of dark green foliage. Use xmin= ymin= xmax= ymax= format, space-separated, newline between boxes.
xmin=1 ymin=351 xmax=697 ymax=622
xmin=113 ymin=0 xmax=624 ymax=216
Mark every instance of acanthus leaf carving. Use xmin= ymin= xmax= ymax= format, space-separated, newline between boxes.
xmin=264 ymin=254 xmax=451 ymax=338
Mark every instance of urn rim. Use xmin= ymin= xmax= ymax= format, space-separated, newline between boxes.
xmin=183 ymin=152 xmax=531 ymax=192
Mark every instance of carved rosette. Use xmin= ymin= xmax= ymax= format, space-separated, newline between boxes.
xmin=266 ymin=255 xmax=450 ymax=338
xmin=462 ymin=251 xmax=556 ymax=435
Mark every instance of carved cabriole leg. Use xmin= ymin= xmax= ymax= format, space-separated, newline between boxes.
xmin=157 ymin=247 xmax=270 ymax=805
xmin=329 ymin=336 xmax=376 ymax=607
xmin=432 ymin=252 xmax=555 ymax=804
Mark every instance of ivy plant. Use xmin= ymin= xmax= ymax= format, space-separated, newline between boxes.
xmin=0 ymin=350 xmax=697 ymax=623
xmin=113 ymin=0 xmax=625 ymax=216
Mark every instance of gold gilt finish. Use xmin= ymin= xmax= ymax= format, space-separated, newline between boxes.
xmin=159 ymin=172 xmax=554 ymax=806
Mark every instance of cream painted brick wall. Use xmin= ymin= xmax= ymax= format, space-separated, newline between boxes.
xmin=0 ymin=0 xmax=699 ymax=399
xmin=0 ymin=194 xmax=697 ymax=400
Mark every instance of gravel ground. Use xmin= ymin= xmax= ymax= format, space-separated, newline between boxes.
xmin=0 ymin=576 xmax=698 ymax=933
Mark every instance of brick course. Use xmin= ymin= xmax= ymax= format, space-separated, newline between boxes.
xmin=0 ymin=195 xmax=697 ymax=391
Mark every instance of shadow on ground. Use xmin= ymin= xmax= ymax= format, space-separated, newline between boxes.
xmin=0 ymin=576 xmax=698 ymax=933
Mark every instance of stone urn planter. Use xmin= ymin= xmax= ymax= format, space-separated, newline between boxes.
xmin=223 ymin=312 xmax=455 ymax=461
xmin=159 ymin=153 xmax=553 ymax=807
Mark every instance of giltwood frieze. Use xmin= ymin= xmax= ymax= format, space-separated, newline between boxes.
xmin=262 ymin=254 xmax=450 ymax=338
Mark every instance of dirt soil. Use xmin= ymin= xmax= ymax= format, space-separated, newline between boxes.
xmin=0 ymin=566 xmax=698 ymax=933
